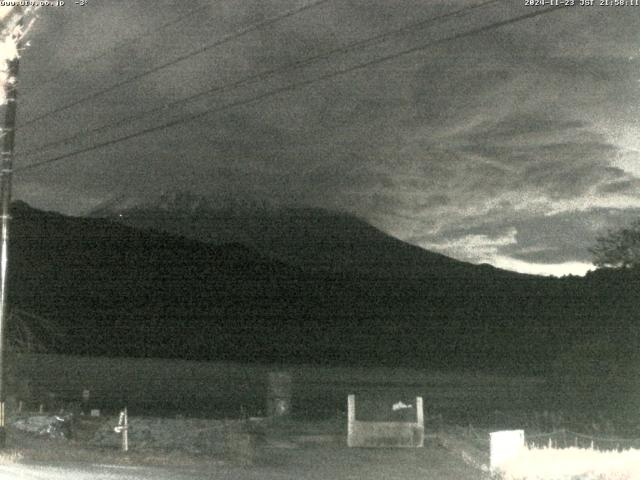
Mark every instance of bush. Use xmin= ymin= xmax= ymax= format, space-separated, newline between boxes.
xmin=546 ymin=339 xmax=640 ymax=429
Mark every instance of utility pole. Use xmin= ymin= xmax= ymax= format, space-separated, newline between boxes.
xmin=0 ymin=9 xmax=23 ymax=448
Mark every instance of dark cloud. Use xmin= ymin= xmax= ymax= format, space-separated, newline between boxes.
xmin=412 ymin=207 xmax=640 ymax=267
xmin=466 ymin=114 xmax=590 ymax=145
xmin=598 ymin=178 xmax=640 ymax=195
xmin=7 ymin=1 xmax=640 ymax=275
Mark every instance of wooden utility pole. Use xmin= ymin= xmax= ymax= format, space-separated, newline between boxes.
xmin=0 ymin=10 xmax=23 ymax=447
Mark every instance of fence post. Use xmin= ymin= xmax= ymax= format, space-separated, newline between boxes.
xmin=347 ymin=394 xmax=355 ymax=447
xmin=81 ymin=389 xmax=90 ymax=415
xmin=266 ymin=372 xmax=292 ymax=418
xmin=122 ymin=407 xmax=128 ymax=452
xmin=114 ymin=407 xmax=129 ymax=452
xmin=415 ymin=396 xmax=424 ymax=448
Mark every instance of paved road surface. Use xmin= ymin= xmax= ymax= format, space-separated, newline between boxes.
xmin=0 ymin=463 xmax=218 ymax=480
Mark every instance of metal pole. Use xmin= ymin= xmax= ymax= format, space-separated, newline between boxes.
xmin=0 ymin=25 xmax=21 ymax=448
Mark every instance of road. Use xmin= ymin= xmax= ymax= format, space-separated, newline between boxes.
xmin=0 ymin=442 xmax=484 ymax=480
xmin=0 ymin=463 xmax=221 ymax=480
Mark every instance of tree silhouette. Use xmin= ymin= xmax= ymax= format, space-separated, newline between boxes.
xmin=590 ymin=220 xmax=640 ymax=269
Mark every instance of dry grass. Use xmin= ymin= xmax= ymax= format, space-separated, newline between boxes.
xmin=498 ymin=446 xmax=640 ymax=480
xmin=3 ymin=424 xmax=223 ymax=469
xmin=8 ymin=352 xmax=545 ymax=422
xmin=0 ymin=426 xmax=485 ymax=480
xmin=0 ymin=449 xmax=23 ymax=465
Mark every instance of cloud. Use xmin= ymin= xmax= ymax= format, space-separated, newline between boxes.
xmin=405 ymin=207 xmax=640 ymax=275
xmin=10 ymin=2 xmax=640 ymax=276
xmin=597 ymin=178 xmax=640 ymax=195
xmin=420 ymin=227 xmax=518 ymax=265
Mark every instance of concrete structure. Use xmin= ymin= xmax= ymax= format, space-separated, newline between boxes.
xmin=347 ymin=394 xmax=424 ymax=448
xmin=490 ymin=430 xmax=525 ymax=472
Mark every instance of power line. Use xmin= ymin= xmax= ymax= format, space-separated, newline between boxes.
xmin=17 ymin=4 xmax=566 ymax=171
xmin=18 ymin=0 xmax=332 ymax=129
xmin=19 ymin=0 xmax=502 ymax=158
xmin=26 ymin=3 xmax=213 ymax=95
xmin=15 ymin=5 xmax=569 ymax=174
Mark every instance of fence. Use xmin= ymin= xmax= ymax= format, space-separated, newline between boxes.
xmin=526 ymin=429 xmax=640 ymax=451
xmin=6 ymin=352 xmax=545 ymax=420
xmin=489 ymin=428 xmax=640 ymax=479
xmin=438 ymin=426 xmax=640 ymax=476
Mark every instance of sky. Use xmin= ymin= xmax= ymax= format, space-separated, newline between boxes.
xmin=6 ymin=0 xmax=640 ymax=276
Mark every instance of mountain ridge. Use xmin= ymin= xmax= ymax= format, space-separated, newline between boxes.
xmin=6 ymin=200 xmax=635 ymax=375
xmin=89 ymin=192 xmax=528 ymax=280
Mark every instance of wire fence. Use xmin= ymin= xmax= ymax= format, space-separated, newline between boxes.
xmin=437 ymin=426 xmax=640 ymax=478
xmin=526 ymin=429 xmax=640 ymax=452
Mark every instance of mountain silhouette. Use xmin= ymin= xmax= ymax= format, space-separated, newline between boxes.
xmin=9 ymin=200 xmax=639 ymax=376
xmin=90 ymin=192 xmax=523 ymax=279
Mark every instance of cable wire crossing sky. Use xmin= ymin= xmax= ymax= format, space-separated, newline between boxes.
xmin=9 ymin=0 xmax=640 ymax=277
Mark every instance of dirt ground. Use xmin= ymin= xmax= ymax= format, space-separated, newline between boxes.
xmin=1 ymin=416 xmax=489 ymax=480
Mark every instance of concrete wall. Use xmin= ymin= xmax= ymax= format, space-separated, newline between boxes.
xmin=347 ymin=395 xmax=424 ymax=448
